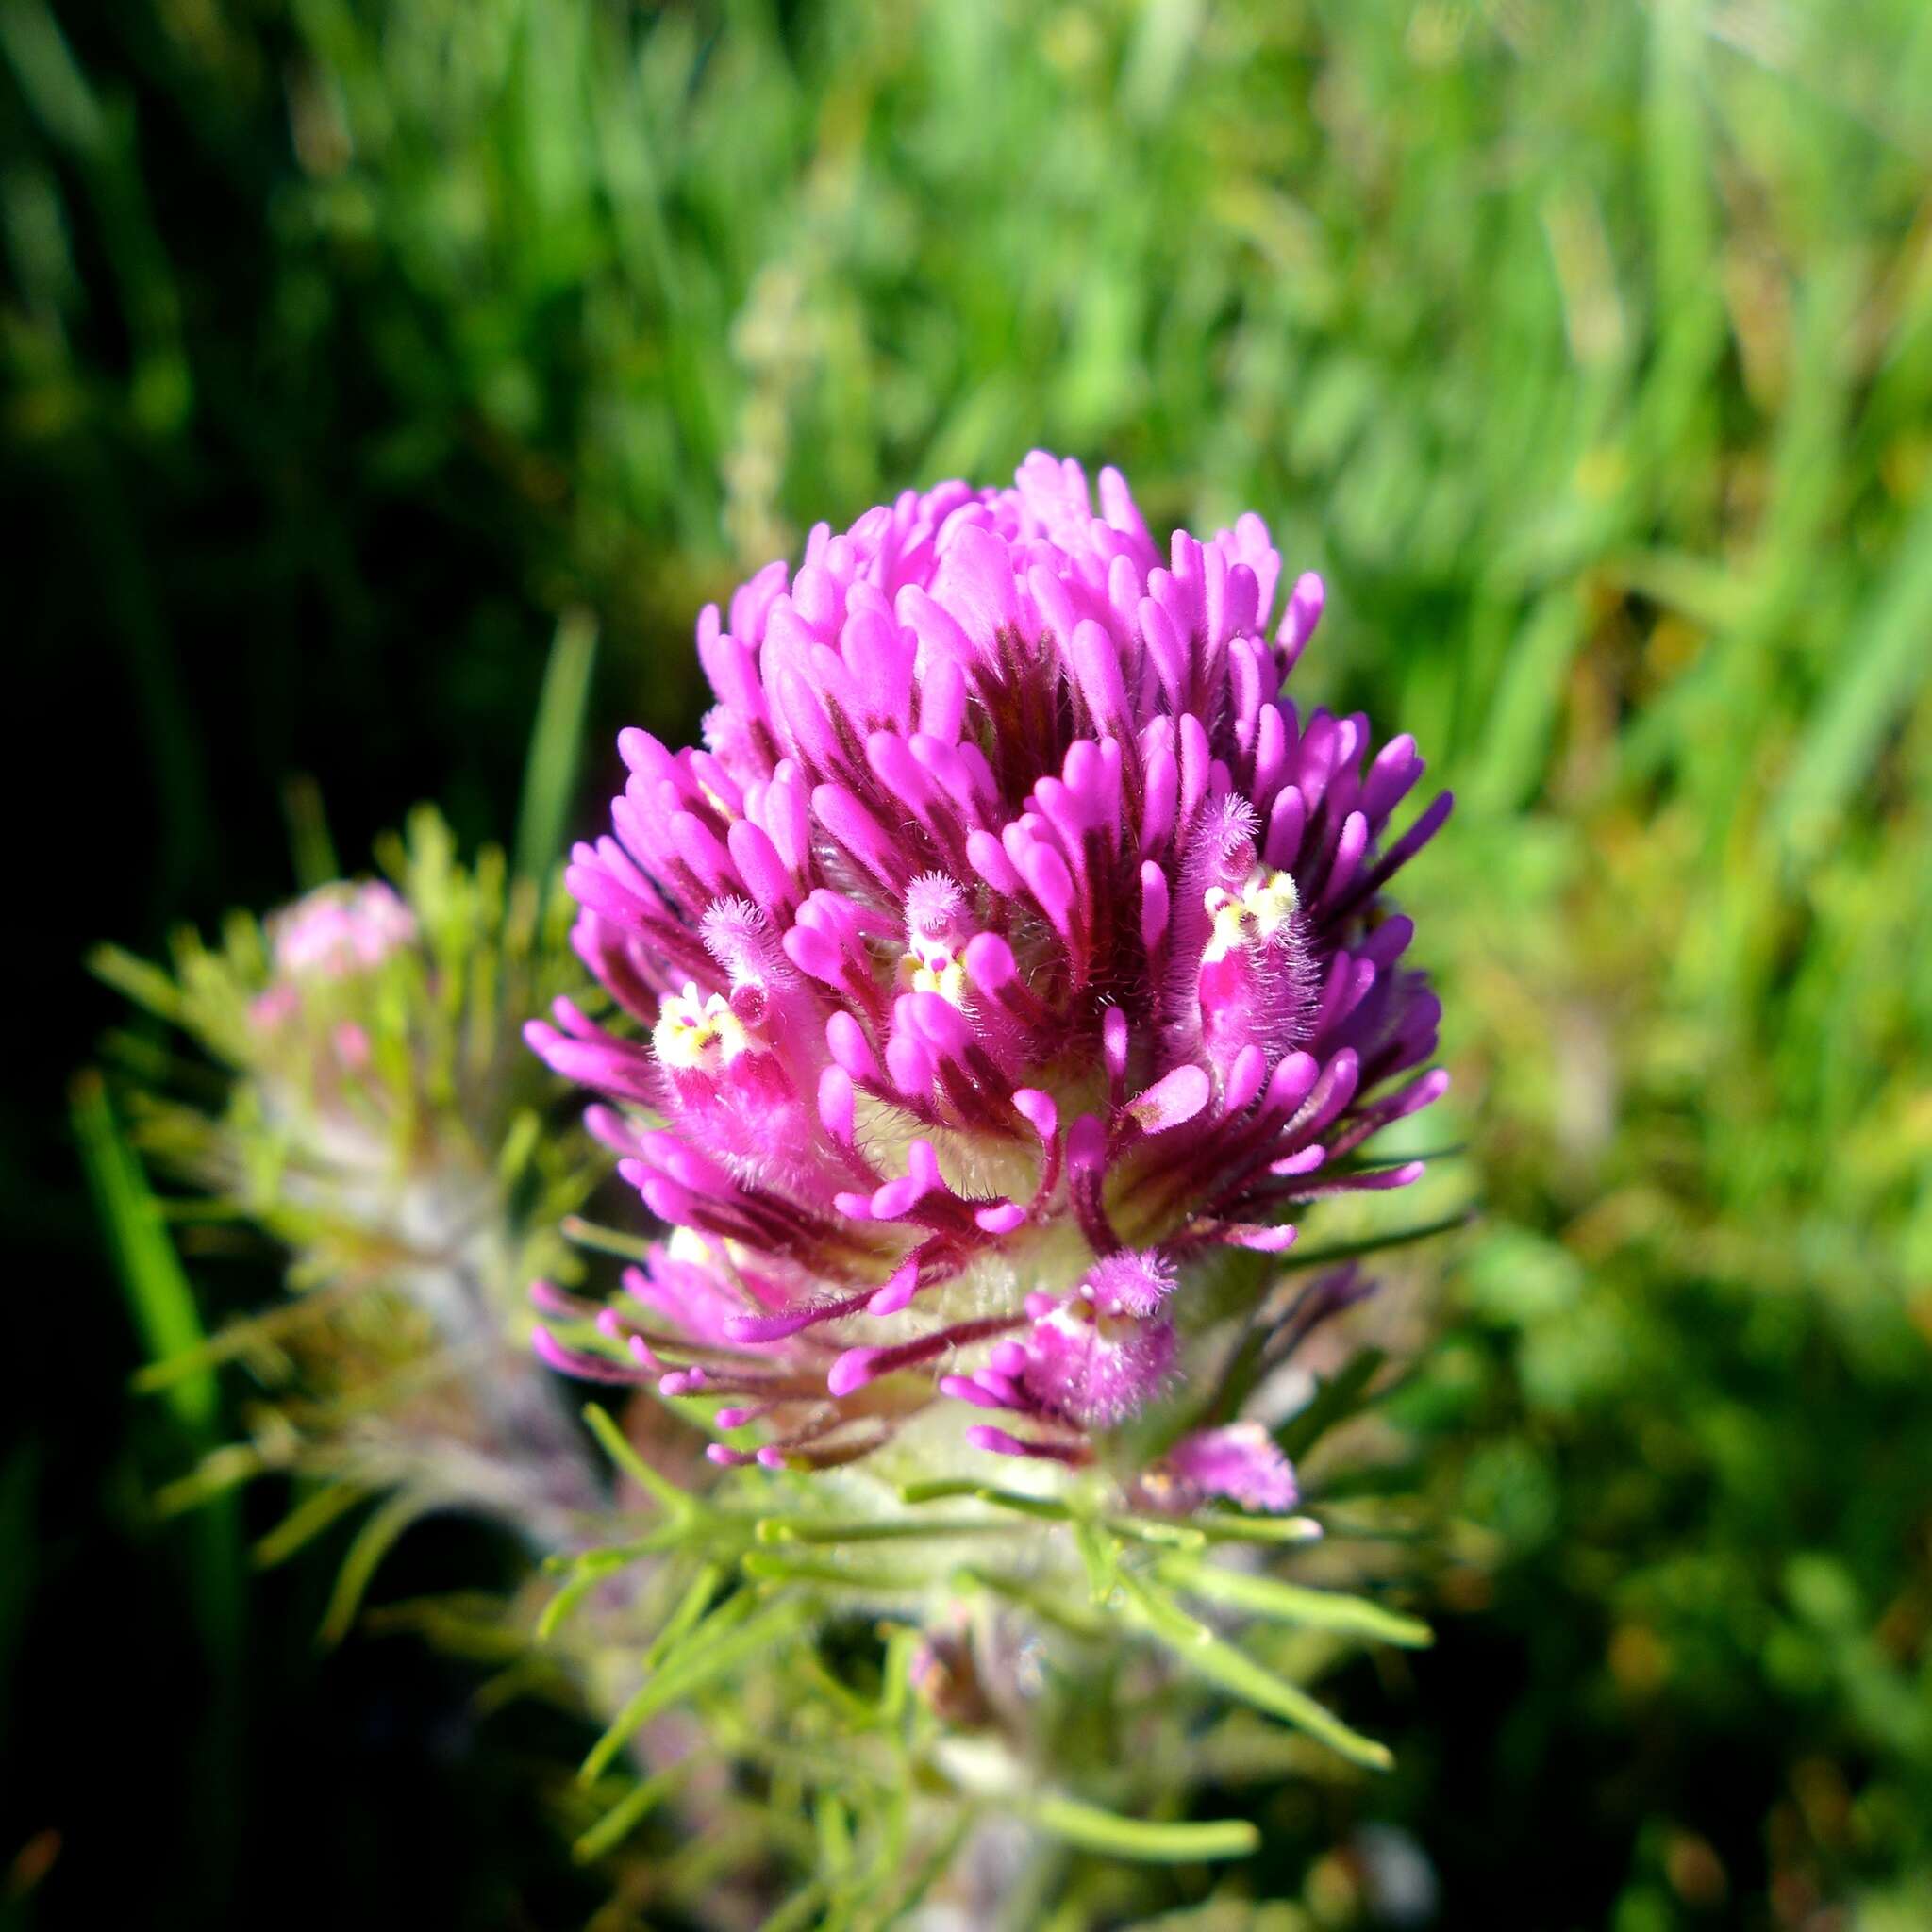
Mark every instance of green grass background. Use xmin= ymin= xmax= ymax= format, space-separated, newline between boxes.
xmin=7 ymin=0 xmax=1931 ymax=1925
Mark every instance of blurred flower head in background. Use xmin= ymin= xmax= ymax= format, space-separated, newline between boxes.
xmin=265 ymin=878 xmax=417 ymax=979
xmin=92 ymin=814 xmax=606 ymax=1552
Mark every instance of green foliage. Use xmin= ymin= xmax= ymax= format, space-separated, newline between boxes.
xmin=526 ymin=1397 xmax=1424 ymax=1923
xmin=514 ymin=607 xmax=600 ymax=895
xmin=15 ymin=0 xmax=1932 ymax=1922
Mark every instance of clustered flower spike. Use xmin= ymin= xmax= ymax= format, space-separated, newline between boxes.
xmin=92 ymin=829 xmax=608 ymax=1553
xmin=528 ymin=454 xmax=1449 ymax=1491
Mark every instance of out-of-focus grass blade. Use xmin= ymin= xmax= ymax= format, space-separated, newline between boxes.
xmin=0 ymin=0 xmax=105 ymax=154
xmin=133 ymin=1279 xmax=358 ymax=1395
xmin=282 ymin=774 xmax=340 ymax=891
xmin=1031 ymin=1792 xmax=1258 ymax=1863
xmin=741 ymin=1551 xmax=923 ymax=1591
xmin=0 ymin=0 xmax=191 ymax=432
xmin=1774 ymin=488 xmax=1932 ymax=867
xmin=640 ymin=1562 xmax=725 ymax=1669
xmin=514 ymin=606 xmax=599 ymax=891
xmin=72 ymin=1071 xmax=243 ymax=1676
xmin=874 ymin=1807 xmax=976 ymax=1922
xmin=1639 ymin=0 xmax=1724 ymax=482
xmin=535 ymin=1567 xmax=608 ymax=1645
xmin=72 ymin=1070 xmax=215 ymax=1434
xmin=1464 ymin=585 xmax=1585 ymax=817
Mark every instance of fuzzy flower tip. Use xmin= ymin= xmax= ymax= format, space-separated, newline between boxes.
xmin=1142 ymin=1424 xmax=1300 ymax=1515
xmin=528 ymin=454 xmax=1449 ymax=1486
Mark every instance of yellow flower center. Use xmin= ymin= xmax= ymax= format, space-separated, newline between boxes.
xmin=1200 ymin=866 xmax=1299 ymax=965
xmin=654 ymin=983 xmax=753 ymax=1074
xmin=898 ymin=942 xmax=969 ymax=1007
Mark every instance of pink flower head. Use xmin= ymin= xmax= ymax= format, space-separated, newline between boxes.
xmin=267 ymin=881 xmax=417 ymax=980
xmin=528 ymin=454 xmax=1448 ymax=1485
xmin=250 ymin=882 xmax=419 ymax=1048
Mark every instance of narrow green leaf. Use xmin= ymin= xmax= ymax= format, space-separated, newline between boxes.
xmin=132 ymin=1278 xmax=360 ymax=1393
xmin=579 ymin=1595 xmax=813 ymax=1785
xmin=956 ymin=1566 xmax=1110 ymax=1641
xmin=1119 ymin=1574 xmax=1393 ymax=1772
xmin=535 ymin=1568 xmax=610 ymax=1644
xmin=874 ymin=1807 xmax=977 ymax=1925
xmin=581 ymin=1401 xmax=691 ymax=1517
xmin=86 ymin=944 xmax=190 ymax=1025
xmin=561 ymin=1215 xmax=658 ymax=1264
xmin=0 ymin=0 xmax=107 ymax=154
xmin=1466 ymin=585 xmax=1587 ymax=815
xmin=572 ymin=1763 xmax=688 ymax=1863
xmin=755 ymin=1515 xmax=1009 ymax=1545
xmin=1274 ymin=1208 xmax=1474 ymax=1275
xmin=898 ymin=1479 xmax=1072 ymax=1518
xmin=319 ymin=1493 xmax=431 ymax=1646
xmin=758 ymin=1880 xmax=827 ymax=1932
xmin=641 ymin=1563 xmax=729 ymax=1668
xmin=495 ymin=1108 xmax=541 ymax=1186
xmin=1072 ymin=1520 xmax=1121 ymax=1604
xmin=252 ymin=1480 xmax=368 ymax=1569
xmin=897 ymin=1478 xmax=981 ymax=1504
xmin=1102 ymin=1514 xmax=1208 ymax=1549
xmin=153 ymin=1441 xmax=263 ymax=1516
xmin=741 ymin=1551 xmax=921 ymax=1591
xmin=878 ymin=1624 xmax=926 ymax=1728
xmin=814 ymin=1791 xmax=855 ymax=1874
xmin=793 ymin=1647 xmax=889 ymax=1730
xmin=1031 ymin=1793 xmax=1259 ymax=1863
xmin=1158 ymin=1557 xmax=1433 ymax=1648
xmin=1774 ymin=486 xmax=1932 ymax=864
xmin=1192 ymin=1513 xmax=1326 ymax=1547
xmin=975 ymin=1488 xmax=1074 ymax=1521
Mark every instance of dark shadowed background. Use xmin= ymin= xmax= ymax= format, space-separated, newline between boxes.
xmin=8 ymin=1 xmax=1931 ymax=1926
